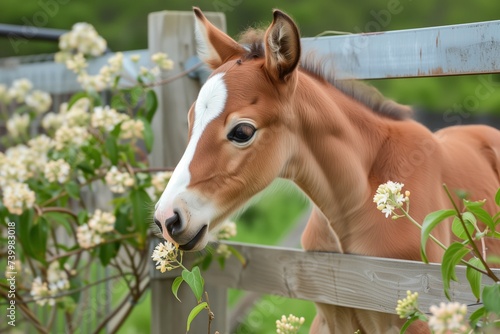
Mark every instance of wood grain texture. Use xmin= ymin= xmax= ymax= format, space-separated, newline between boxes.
xmin=199 ymin=242 xmax=499 ymax=315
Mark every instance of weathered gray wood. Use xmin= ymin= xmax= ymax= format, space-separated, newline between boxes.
xmin=301 ymin=20 xmax=500 ymax=79
xmin=146 ymin=12 xmax=228 ymax=333
xmin=204 ymin=242 xmax=500 ymax=315
xmin=147 ymin=10 xmax=226 ymax=169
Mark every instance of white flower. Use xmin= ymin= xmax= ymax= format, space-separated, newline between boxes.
xmin=54 ymin=125 xmax=89 ymax=150
xmin=107 ymin=52 xmax=123 ymax=73
xmin=0 ymin=157 xmax=30 ymax=187
xmin=87 ymin=209 xmax=115 ymax=234
xmin=373 ymin=181 xmax=409 ymax=218
xmin=151 ymin=241 xmax=181 ymax=273
xmin=25 ymin=90 xmax=52 ymax=114
xmin=120 ymin=119 xmax=144 ymax=140
xmin=428 ymin=302 xmax=470 ymax=334
xmin=30 ymin=262 xmax=70 ymax=306
xmin=105 ymin=166 xmax=135 ymax=193
xmin=6 ymin=114 xmax=30 ymax=138
xmin=91 ymin=106 xmax=129 ymax=131
xmin=7 ymin=79 xmax=33 ymax=103
xmin=151 ymin=171 xmax=173 ymax=194
xmin=30 ymin=277 xmax=52 ymax=306
xmin=130 ymin=54 xmax=141 ymax=62
xmin=76 ymin=224 xmax=102 ymax=249
xmin=42 ymin=112 xmax=64 ymax=131
xmin=77 ymin=72 xmax=107 ymax=92
xmin=216 ymin=244 xmax=231 ymax=259
xmin=65 ymin=53 xmax=88 ymax=73
xmin=2 ymin=182 xmax=36 ymax=215
xmin=151 ymin=52 xmax=174 ymax=70
xmin=59 ymin=22 xmax=107 ymax=57
xmin=396 ymin=290 xmax=419 ymax=318
xmin=0 ymin=84 xmax=11 ymax=104
xmin=276 ymin=314 xmax=305 ymax=334
xmin=216 ymin=221 xmax=237 ymax=240
xmin=44 ymin=159 xmax=71 ymax=183
xmin=28 ymin=134 xmax=54 ymax=155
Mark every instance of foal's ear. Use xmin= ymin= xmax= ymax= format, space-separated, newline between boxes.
xmin=193 ymin=7 xmax=246 ymax=69
xmin=264 ymin=10 xmax=301 ymax=82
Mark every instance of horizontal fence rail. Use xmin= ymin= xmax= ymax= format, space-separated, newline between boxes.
xmin=193 ymin=242 xmax=499 ymax=315
xmin=301 ymin=20 xmax=500 ymax=79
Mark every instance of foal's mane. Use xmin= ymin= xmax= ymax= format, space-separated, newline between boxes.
xmin=239 ymin=29 xmax=413 ymax=120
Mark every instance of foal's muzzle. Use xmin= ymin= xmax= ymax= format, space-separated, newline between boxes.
xmin=159 ymin=212 xmax=208 ymax=251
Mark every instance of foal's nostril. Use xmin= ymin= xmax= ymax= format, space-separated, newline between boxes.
xmin=153 ymin=218 xmax=163 ymax=232
xmin=165 ymin=213 xmax=182 ymax=237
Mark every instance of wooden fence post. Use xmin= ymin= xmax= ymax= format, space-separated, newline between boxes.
xmin=148 ymin=11 xmax=228 ymax=334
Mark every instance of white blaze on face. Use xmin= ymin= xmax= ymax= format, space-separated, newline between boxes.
xmin=155 ymin=72 xmax=228 ymax=223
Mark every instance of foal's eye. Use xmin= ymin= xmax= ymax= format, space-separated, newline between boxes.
xmin=227 ymin=123 xmax=256 ymax=144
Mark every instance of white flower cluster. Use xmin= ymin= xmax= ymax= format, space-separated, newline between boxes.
xmin=105 ymin=166 xmax=135 ymax=193
xmin=120 ymin=119 xmax=144 ymax=140
xmin=151 ymin=241 xmax=181 ymax=273
xmin=2 ymin=182 xmax=36 ymax=215
xmin=44 ymin=159 xmax=71 ymax=184
xmin=6 ymin=79 xmax=33 ymax=103
xmin=58 ymin=22 xmax=107 ymax=57
xmin=428 ymin=302 xmax=470 ymax=334
xmin=25 ymin=90 xmax=52 ymax=114
xmin=151 ymin=171 xmax=173 ymax=194
xmin=216 ymin=221 xmax=237 ymax=240
xmin=6 ymin=114 xmax=30 ymax=138
xmin=151 ymin=52 xmax=174 ymax=71
xmin=276 ymin=314 xmax=305 ymax=334
xmin=76 ymin=210 xmax=116 ymax=248
xmin=396 ymin=290 xmax=419 ymax=319
xmin=2 ymin=79 xmax=52 ymax=115
xmin=54 ymin=125 xmax=89 ymax=150
xmin=30 ymin=262 xmax=70 ymax=306
xmin=373 ymin=181 xmax=410 ymax=218
xmin=91 ymin=106 xmax=128 ymax=131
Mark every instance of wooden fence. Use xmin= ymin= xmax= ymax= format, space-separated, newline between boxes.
xmin=148 ymin=10 xmax=500 ymax=334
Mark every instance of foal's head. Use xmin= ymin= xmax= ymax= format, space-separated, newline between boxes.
xmin=153 ymin=8 xmax=303 ymax=250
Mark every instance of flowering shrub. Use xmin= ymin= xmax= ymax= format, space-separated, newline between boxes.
xmin=374 ymin=181 xmax=500 ymax=333
xmin=0 ymin=22 xmax=175 ymax=332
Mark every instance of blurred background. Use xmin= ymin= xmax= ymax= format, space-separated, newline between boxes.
xmin=2 ymin=0 xmax=500 ymax=114
xmin=2 ymin=1 xmax=500 ymax=333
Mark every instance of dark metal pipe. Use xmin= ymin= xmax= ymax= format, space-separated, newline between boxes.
xmin=0 ymin=23 xmax=67 ymax=41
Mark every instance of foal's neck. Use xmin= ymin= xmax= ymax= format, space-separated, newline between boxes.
xmin=289 ymin=73 xmax=390 ymax=242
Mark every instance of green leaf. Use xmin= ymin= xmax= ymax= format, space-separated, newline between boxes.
xmin=44 ymin=212 xmax=73 ymax=234
xmin=182 ymin=266 xmax=205 ymax=303
xmin=129 ymin=86 xmax=144 ymax=106
xmin=130 ymin=188 xmax=152 ymax=245
xmin=65 ymin=181 xmax=80 ymax=199
xmin=399 ymin=314 xmax=421 ymax=334
xmin=140 ymin=117 xmax=154 ymax=153
xmin=420 ymin=209 xmax=456 ymax=263
xmin=171 ymin=276 xmax=184 ymax=302
xmin=465 ymin=203 xmax=495 ymax=231
xmin=82 ymin=145 xmax=102 ymax=169
xmin=451 ymin=215 xmax=475 ymax=240
xmin=441 ymin=242 xmax=471 ymax=300
xmin=495 ymin=188 xmax=500 ymax=207
xmin=466 ymin=258 xmax=484 ymax=301
xmin=67 ymin=92 xmax=88 ymax=109
xmin=186 ymin=302 xmax=208 ymax=332
xmin=483 ymin=284 xmax=500 ymax=315
xmin=105 ymin=136 xmax=119 ymax=165
xmin=111 ymin=94 xmax=128 ymax=111
xmin=469 ymin=306 xmax=486 ymax=328
xmin=30 ymin=216 xmax=49 ymax=264
xmin=76 ymin=162 xmax=95 ymax=175
xmin=98 ymin=241 xmax=120 ymax=266
xmin=18 ymin=209 xmax=35 ymax=258
xmin=145 ymin=90 xmax=158 ymax=122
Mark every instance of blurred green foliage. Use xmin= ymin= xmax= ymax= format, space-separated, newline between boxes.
xmin=2 ymin=0 xmax=500 ymax=113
